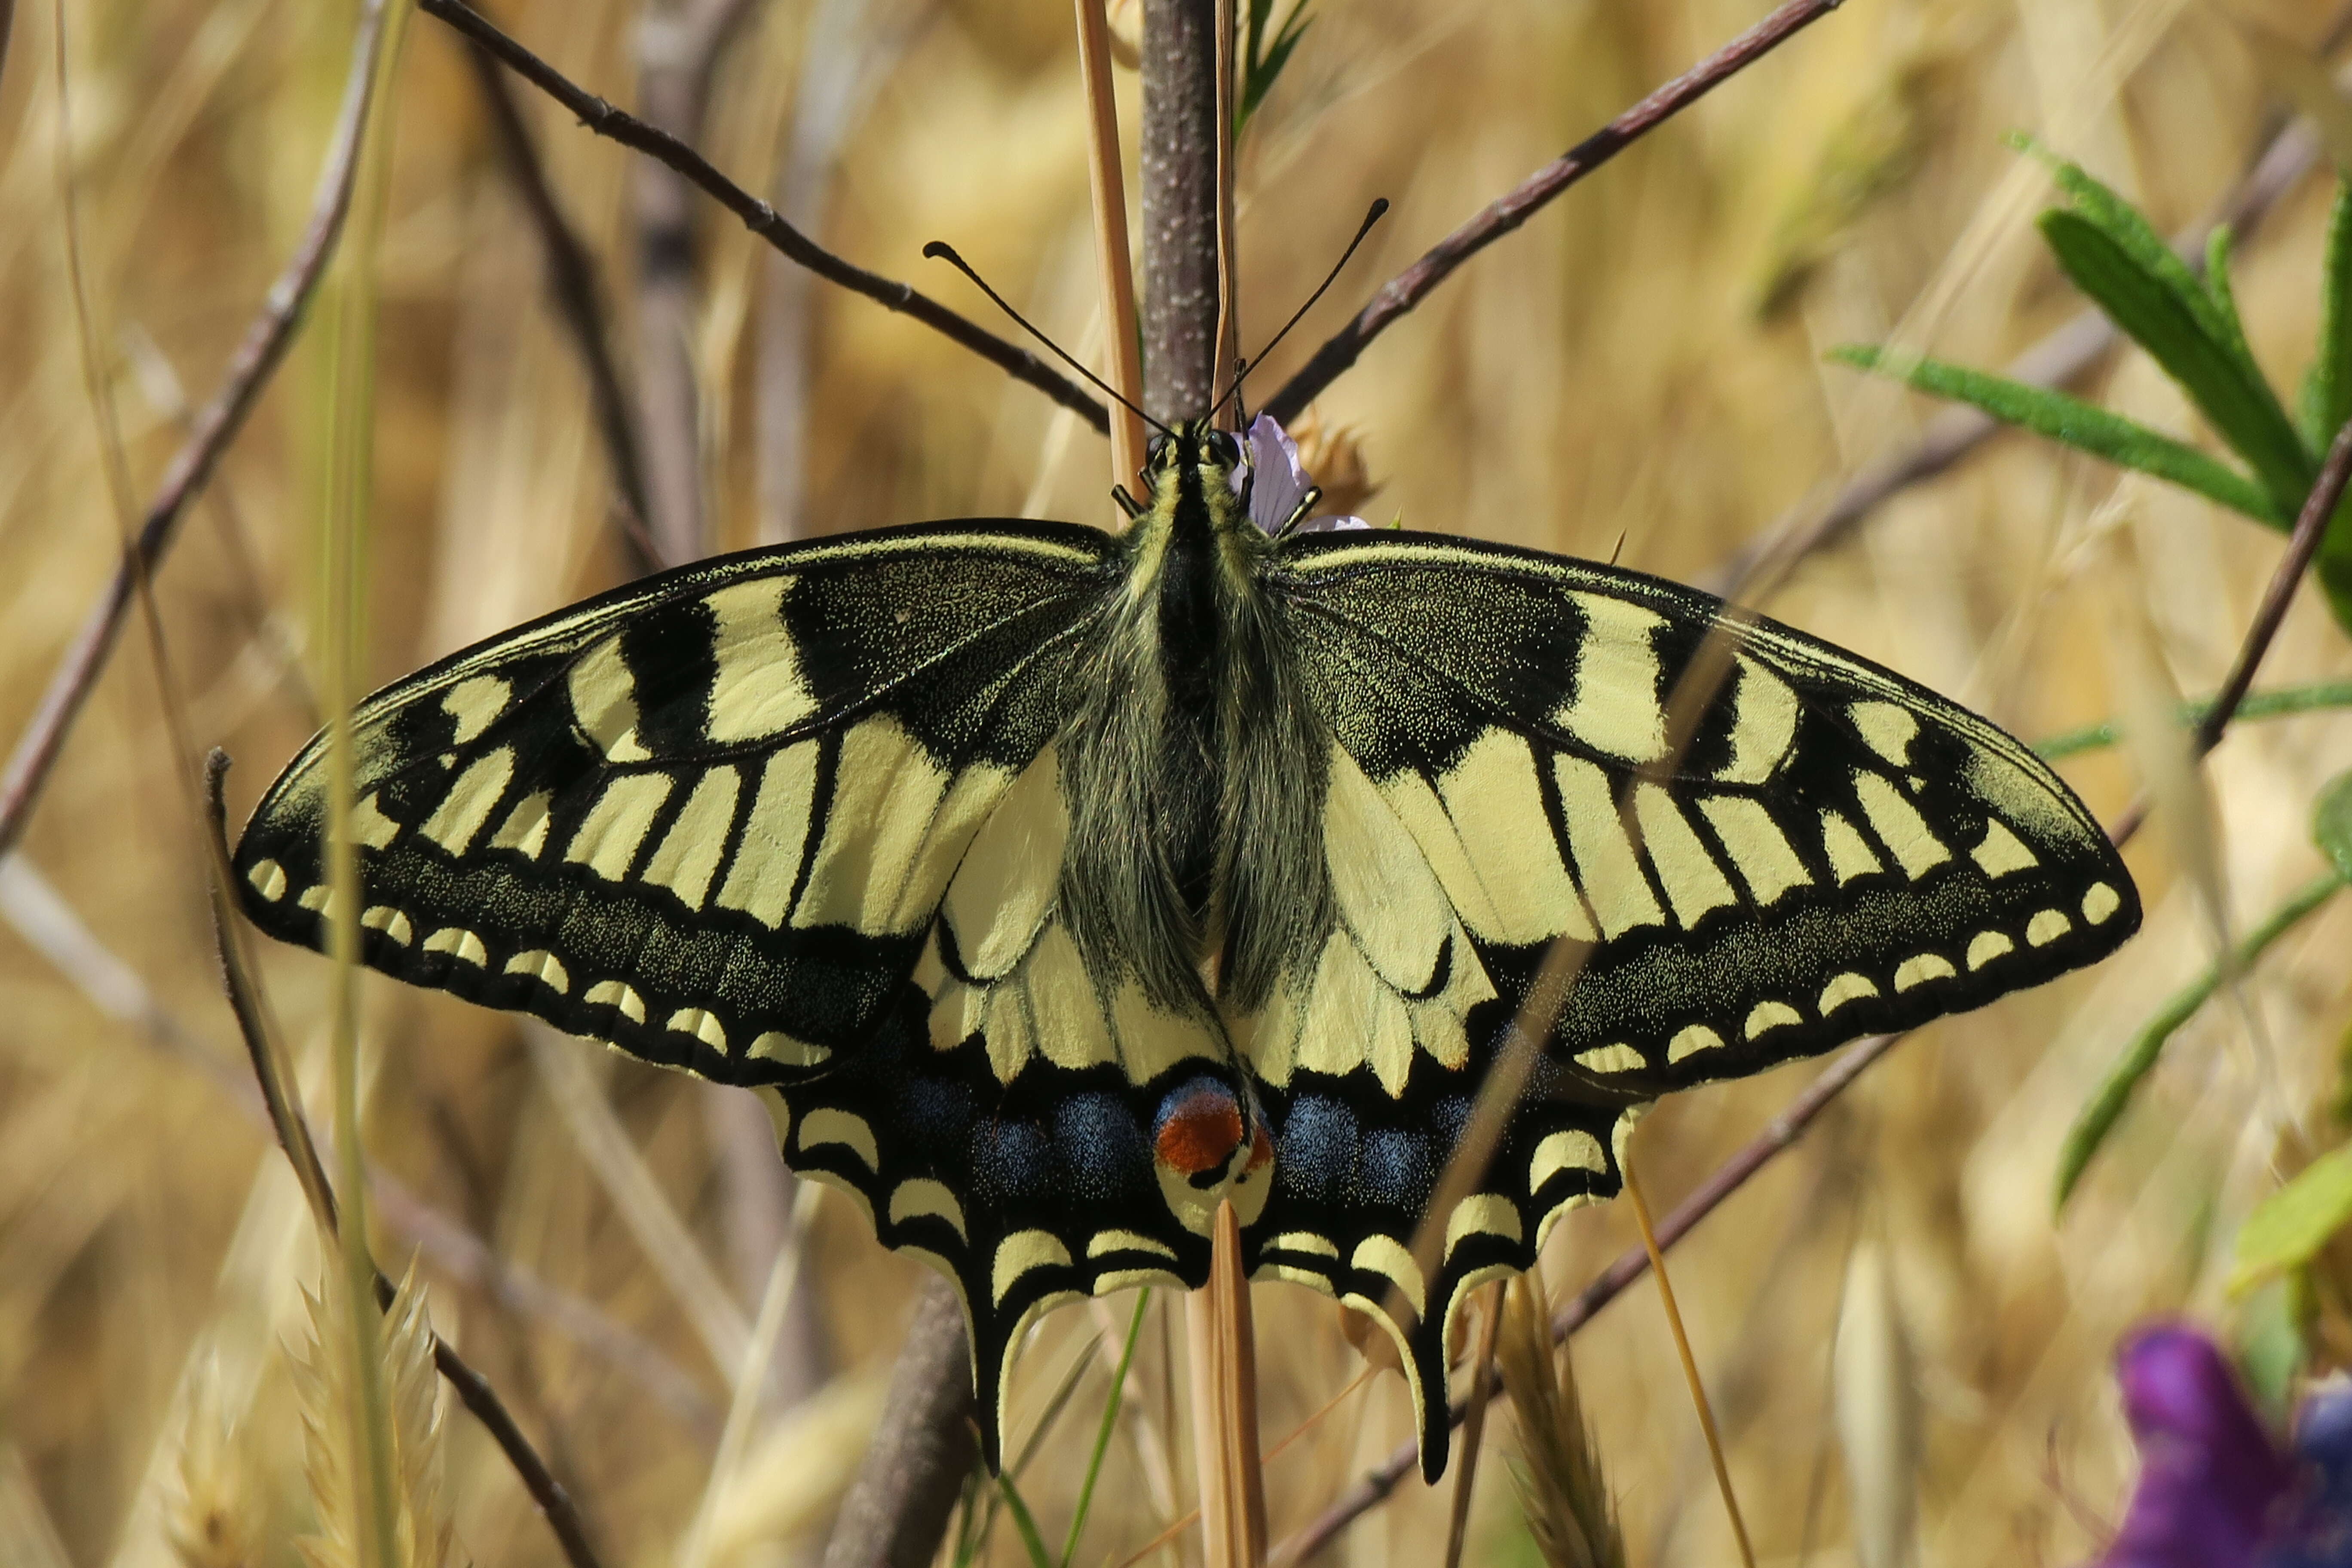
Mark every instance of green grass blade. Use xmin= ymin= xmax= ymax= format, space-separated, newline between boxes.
xmin=1061 ymin=1291 xmax=1152 ymax=1568
xmin=2026 ymin=144 xmax=2236 ymax=343
xmin=2053 ymin=869 xmax=2346 ymax=1211
xmin=1834 ymin=345 xmax=2282 ymax=523
xmin=2302 ymin=181 xmax=2352 ymax=451
xmin=2206 ymin=225 xmax=2251 ymax=365
xmin=1238 ymin=0 xmax=1311 ymax=134
xmin=995 ymin=1473 xmax=1056 ymax=1568
xmin=2038 ymin=209 xmax=2313 ymax=514
xmin=2316 ymin=769 xmax=2352 ymax=882
xmin=2030 ymin=679 xmax=2352 ymax=760
xmin=2320 ymin=505 xmax=2352 ymax=637
xmin=2231 ymin=1142 xmax=2352 ymax=1293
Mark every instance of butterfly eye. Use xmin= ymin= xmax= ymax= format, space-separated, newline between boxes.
xmin=1145 ymin=433 xmax=1172 ymax=466
xmin=1206 ymin=430 xmax=1242 ymax=469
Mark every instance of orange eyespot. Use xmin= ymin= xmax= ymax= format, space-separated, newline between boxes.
xmin=1153 ymin=1081 xmax=1244 ymax=1178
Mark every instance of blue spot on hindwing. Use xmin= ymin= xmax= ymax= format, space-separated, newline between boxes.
xmin=972 ymin=1119 xmax=1053 ymax=1202
xmin=1275 ymin=1095 xmax=1358 ymax=1204
xmin=1054 ymin=1092 xmax=1148 ymax=1199
xmin=1354 ymin=1127 xmax=1435 ymax=1209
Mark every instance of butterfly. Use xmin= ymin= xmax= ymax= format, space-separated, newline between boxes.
xmin=232 ymin=416 xmax=2139 ymax=1478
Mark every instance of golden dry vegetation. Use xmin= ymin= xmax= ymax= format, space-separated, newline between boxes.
xmin=3 ymin=0 xmax=2351 ymax=1565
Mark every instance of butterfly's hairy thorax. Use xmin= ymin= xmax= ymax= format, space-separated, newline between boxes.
xmin=1058 ymin=427 xmax=1332 ymax=1022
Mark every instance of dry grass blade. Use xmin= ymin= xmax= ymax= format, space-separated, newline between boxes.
xmin=165 ymin=1357 xmax=267 ymax=1568
xmin=1442 ymin=1282 xmax=1506 ymax=1568
xmin=1186 ymin=1201 xmax=1267 ymax=1568
xmin=1623 ymin=1157 xmax=1755 ymax=1568
xmin=1075 ymin=0 xmax=1146 ymax=482
xmin=1833 ymin=1238 xmax=1921 ymax=1568
xmin=1495 ymin=1272 xmax=1620 ymax=1568
xmin=524 ymin=1023 xmax=753 ymax=1374
xmin=290 ymin=1268 xmax=459 ymax=1568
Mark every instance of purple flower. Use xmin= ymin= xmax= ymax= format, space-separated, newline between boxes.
xmin=1231 ymin=413 xmax=1369 ymax=536
xmin=2093 ymin=1326 xmax=2352 ymax=1568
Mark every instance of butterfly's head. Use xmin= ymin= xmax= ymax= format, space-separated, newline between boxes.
xmin=1150 ymin=1072 xmax=1275 ymax=1234
xmin=1144 ymin=420 xmax=1246 ymax=487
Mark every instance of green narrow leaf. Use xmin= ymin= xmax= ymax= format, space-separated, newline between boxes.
xmin=2054 ymin=869 xmax=2347 ymax=1210
xmin=2303 ymin=181 xmax=2352 ymax=450
xmin=2029 ymin=144 xmax=2266 ymax=377
xmin=1834 ymin=345 xmax=2282 ymax=524
xmin=1237 ymin=0 xmax=1311 ymax=135
xmin=994 ymin=1473 xmax=1056 ymax=1568
xmin=2316 ymin=769 xmax=2352 ymax=882
xmin=2032 ymin=679 xmax=2352 ymax=760
xmin=1060 ymin=1291 xmax=1152 ymax=1568
xmin=2231 ymin=1144 xmax=2352 ymax=1293
xmin=2039 ymin=210 xmax=2314 ymax=514
xmin=2237 ymin=1278 xmax=2309 ymax=1414
xmin=2206 ymin=225 xmax=2254 ymax=368
xmin=2319 ymin=508 xmax=2352 ymax=638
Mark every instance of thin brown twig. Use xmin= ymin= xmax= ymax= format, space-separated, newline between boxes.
xmin=462 ymin=42 xmax=662 ymax=577
xmin=0 ymin=0 xmax=389 ymax=863
xmin=415 ymin=0 xmax=1109 ymax=434
xmin=1139 ymin=0 xmax=1222 ymax=418
xmin=1261 ymin=0 xmax=1846 ymax=426
xmin=1270 ymin=419 xmax=2352 ymax=1568
xmin=201 ymin=754 xmax=610 ymax=1568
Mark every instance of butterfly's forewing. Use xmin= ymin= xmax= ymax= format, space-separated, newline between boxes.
xmin=231 ymin=519 xmax=1205 ymax=1449
xmin=1250 ymin=529 xmax=2139 ymax=1475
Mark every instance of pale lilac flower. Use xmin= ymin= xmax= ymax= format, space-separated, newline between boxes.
xmin=1232 ymin=413 xmax=1369 ymax=535
xmin=2092 ymin=1324 xmax=2352 ymax=1568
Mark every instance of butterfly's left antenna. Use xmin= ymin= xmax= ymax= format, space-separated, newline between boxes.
xmin=924 ymin=242 xmax=1172 ymax=441
xmin=1210 ymin=198 xmax=1388 ymax=424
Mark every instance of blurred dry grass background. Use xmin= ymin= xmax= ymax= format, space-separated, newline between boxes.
xmin=3 ymin=0 xmax=2352 ymax=1563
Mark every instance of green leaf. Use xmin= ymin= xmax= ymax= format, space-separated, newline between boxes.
xmin=1834 ymin=345 xmax=2283 ymax=524
xmin=2026 ymin=144 xmax=2239 ymax=346
xmin=2232 ymin=1143 xmax=2352 ymax=1293
xmin=2054 ymin=870 xmax=2347 ymax=1210
xmin=1061 ymin=1290 xmax=1152 ymax=1567
xmin=2299 ymin=181 xmax=2352 ymax=450
xmin=2207 ymin=225 xmax=2252 ymax=364
xmin=2031 ymin=678 xmax=2352 ymax=760
xmin=2320 ymin=507 xmax=2352 ymax=637
xmin=2039 ymin=209 xmax=2315 ymax=515
xmin=994 ymin=1473 xmax=1056 ymax=1568
xmin=1237 ymin=0 xmax=1311 ymax=135
xmin=2316 ymin=769 xmax=2352 ymax=882
xmin=2237 ymin=1277 xmax=2309 ymax=1415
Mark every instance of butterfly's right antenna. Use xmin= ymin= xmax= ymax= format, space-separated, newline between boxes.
xmin=924 ymin=242 xmax=1172 ymax=440
xmin=1210 ymin=198 xmax=1388 ymax=424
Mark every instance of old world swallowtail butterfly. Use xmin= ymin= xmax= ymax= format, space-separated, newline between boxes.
xmin=233 ymin=420 xmax=2138 ymax=1477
